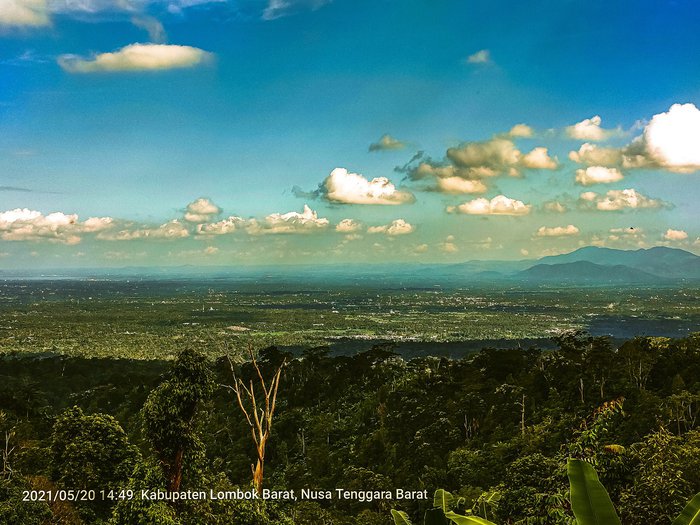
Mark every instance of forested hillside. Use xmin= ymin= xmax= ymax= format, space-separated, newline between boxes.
xmin=1 ymin=332 xmax=699 ymax=524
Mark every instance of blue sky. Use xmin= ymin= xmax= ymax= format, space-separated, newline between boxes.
xmin=1 ymin=0 xmax=699 ymax=267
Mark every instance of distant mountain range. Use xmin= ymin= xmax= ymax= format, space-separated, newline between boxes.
xmin=525 ymin=246 xmax=700 ymax=283
xmin=1 ymin=246 xmax=699 ymax=286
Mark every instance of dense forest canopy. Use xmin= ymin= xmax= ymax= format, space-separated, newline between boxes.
xmin=1 ymin=331 xmax=699 ymax=524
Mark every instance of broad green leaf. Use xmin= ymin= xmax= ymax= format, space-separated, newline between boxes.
xmin=391 ymin=509 xmax=413 ymax=525
xmin=444 ymin=511 xmax=497 ymax=525
xmin=567 ymin=458 xmax=621 ymax=525
xmin=672 ymin=493 xmax=700 ymax=525
xmin=424 ymin=508 xmax=450 ymax=525
xmin=434 ymin=489 xmax=456 ymax=512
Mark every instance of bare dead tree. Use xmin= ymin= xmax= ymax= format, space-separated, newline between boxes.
xmin=226 ymin=346 xmax=285 ymax=495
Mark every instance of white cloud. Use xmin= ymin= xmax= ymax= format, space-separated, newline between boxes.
xmin=196 ymin=216 xmax=246 ymax=236
xmin=566 ymin=116 xmax=617 ymax=141
xmin=439 ymin=239 xmax=458 ymax=253
xmin=0 ymin=0 xmax=49 ymax=26
xmin=414 ymin=243 xmax=428 ymax=254
xmin=663 ymin=228 xmax=688 ymax=241
xmin=508 ymin=124 xmax=534 ymax=138
xmin=535 ymin=224 xmax=580 ymax=237
xmin=579 ymin=188 xmax=665 ymax=211
xmin=58 ymin=43 xmax=212 ymax=73
xmin=184 ymin=197 xmax=221 ymax=223
xmin=367 ymin=219 xmax=414 ymax=236
xmin=607 ymin=227 xmax=646 ymax=244
xmin=575 ymin=166 xmax=624 ymax=185
xmin=569 ymin=143 xmax=622 ymax=166
xmin=569 ymin=104 xmax=700 ymax=174
xmin=0 ymin=208 xmax=113 ymax=244
xmin=323 ymin=167 xmax=414 ymax=205
xmin=81 ymin=216 xmax=114 ymax=232
xmin=447 ymin=137 xmax=520 ymax=172
xmin=435 ymin=176 xmax=487 ymax=194
xmin=447 ymin=195 xmax=531 ymax=216
xmin=335 ymin=218 xmax=362 ymax=233
xmin=466 ymin=49 xmax=490 ymax=64
xmin=633 ymin=103 xmax=700 ymax=173
xmin=521 ymin=147 xmax=558 ymax=169
xmin=98 ymin=220 xmax=189 ymax=240
xmin=248 ymin=204 xmax=329 ymax=234
xmin=369 ymin=134 xmax=406 ymax=152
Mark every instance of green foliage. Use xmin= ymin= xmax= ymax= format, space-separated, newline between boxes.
xmin=109 ymin=462 xmax=180 ymax=525
xmin=50 ymin=405 xmax=139 ymax=520
xmin=618 ymin=428 xmax=696 ymax=524
xmin=0 ymin=476 xmax=52 ymax=525
xmin=567 ymin=459 xmax=621 ymax=525
xmin=142 ymin=348 xmax=214 ymax=491
xmin=51 ymin=406 xmax=139 ymax=489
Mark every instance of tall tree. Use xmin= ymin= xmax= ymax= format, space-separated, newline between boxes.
xmin=227 ymin=347 xmax=285 ymax=494
xmin=142 ymin=349 xmax=214 ymax=493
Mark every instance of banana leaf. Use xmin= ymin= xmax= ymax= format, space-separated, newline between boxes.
xmin=444 ymin=510 xmax=497 ymax=525
xmin=672 ymin=493 xmax=700 ymax=525
xmin=391 ymin=509 xmax=413 ymax=525
xmin=567 ymin=458 xmax=621 ymax=525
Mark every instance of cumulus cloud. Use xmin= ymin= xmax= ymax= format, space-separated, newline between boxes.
xmin=607 ymin=227 xmax=645 ymax=244
xmin=369 ymin=134 xmax=406 ymax=152
xmin=0 ymin=0 xmax=49 ymax=26
xmin=439 ymin=235 xmax=458 ymax=253
xmin=435 ymin=176 xmax=487 ymax=194
xmin=447 ymin=195 xmax=531 ymax=216
xmin=569 ymin=104 xmax=700 ymax=174
xmin=466 ymin=49 xmax=490 ymax=64
xmin=248 ymin=204 xmax=329 ymax=234
xmin=664 ymin=228 xmax=688 ymax=241
xmin=58 ymin=43 xmax=212 ymax=73
xmin=521 ymin=147 xmax=558 ymax=169
xmin=535 ymin=224 xmax=580 ymax=237
xmin=508 ymin=124 xmax=534 ymax=138
xmin=366 ymin=219 xmax=414 ymax=236
xmin=569 ymin=143 xmax=623 ymax=167
xmin=196 ymin=216 xmax=246 ymax=236
xmin=575 ymin=166 xmax=624 ymax=185
xmin=184 ymin=197 xmax=221 ymax=223
xmin=628 ymin=103 xmax=700 ymax=173
xmin=579 ymin=188 xmax=665 ymax=211
xmin=335 ymin=218 xmax=362 ymax=233
xmin=0 ymin=208 xmax=113 ymax=244
xmin=322 ymin=167 xmax=414 ymax=205
xmin=408 ymin=134 xmax=557 ymax=194
xmin=3 ymin=0 xmax=49 ymax=26
xmin=447 ymin=137 xmax=520 ymax=173
xmin=98 ymin=219 xmax=189 ymax=240
xmin=566 ymin=116 xmax=618 ymax=141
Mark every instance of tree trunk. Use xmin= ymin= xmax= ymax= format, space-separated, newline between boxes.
xmin=169 ymin=447 xmax=184 ymax=492
xmin=253 ymin=458 xmax=264 ymax=494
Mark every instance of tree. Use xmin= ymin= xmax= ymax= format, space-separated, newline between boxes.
xmin=50 ymin=406 xmax=139 ymax=520
xmin=142 ymin=348 xmax=214 ymax=493
xmin=227 ymin=346 xmax=285 ymax=495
